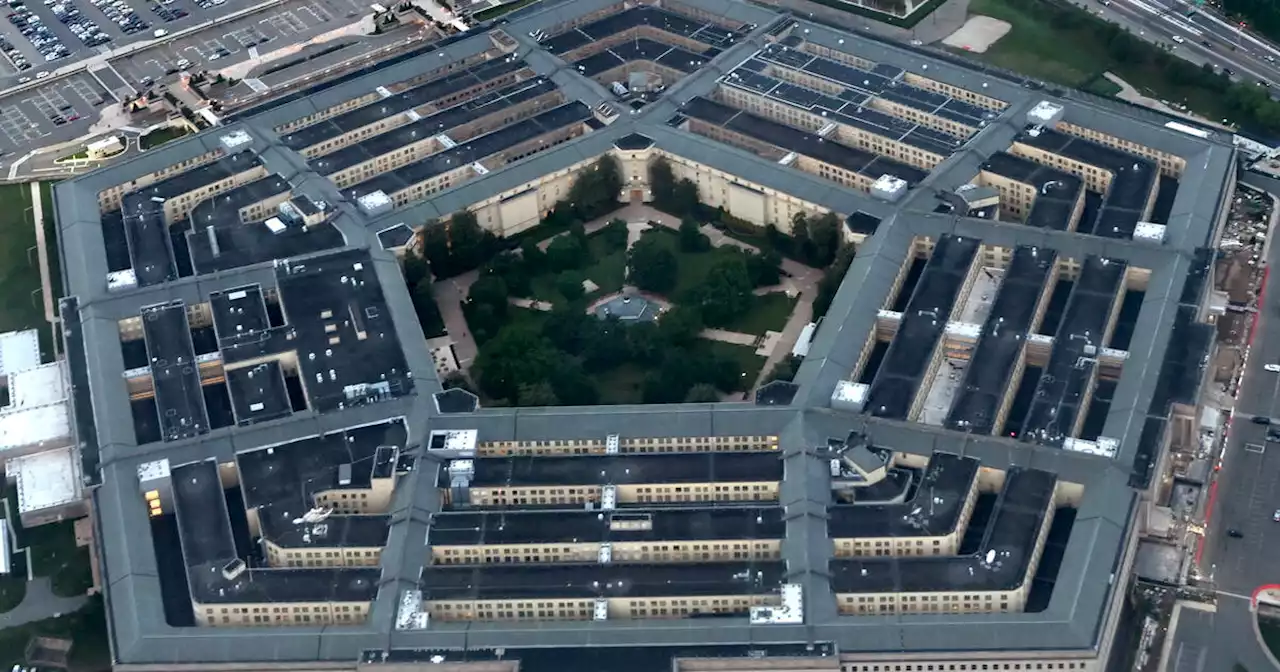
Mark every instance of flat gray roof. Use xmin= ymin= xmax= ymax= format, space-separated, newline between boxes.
xmin=54 ymin=0 xmax=1236 ymax=666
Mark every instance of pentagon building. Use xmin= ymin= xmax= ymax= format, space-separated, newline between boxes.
xmin=52 ymin=0 xmax=1232 ymax=669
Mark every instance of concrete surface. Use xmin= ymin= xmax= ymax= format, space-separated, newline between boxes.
xmin=940 ymin=15 xmax=1009 ymax=53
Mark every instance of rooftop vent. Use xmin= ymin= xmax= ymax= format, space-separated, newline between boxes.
xmin=1026 ymin=101 xmax=1064 ymax=128
xmin=356 ymin=190 xmax=394 ymax=217
xmin=831 ymin=381 xmax=868 ymax=412
xmin=218 ymin=130 xmax=252 ymax=152
xmin=221 ymin=558 xmax=247 ymax=581
xmin=870 ymin=175 xmax=908 ymax=203
xmin=749 ymin=584 xmax=803 ymax=624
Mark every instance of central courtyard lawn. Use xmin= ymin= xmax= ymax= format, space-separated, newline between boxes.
xmin=528 ymin=233 xmax=627 ymax=304
xmin=722 ymin=292 xmax=796 ymax=336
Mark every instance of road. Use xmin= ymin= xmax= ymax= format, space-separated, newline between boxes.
xmin=1164 ymin=181 xmax=1280 ymax=670
xmin=1088 ymin=0 xmax=1280 ymax=88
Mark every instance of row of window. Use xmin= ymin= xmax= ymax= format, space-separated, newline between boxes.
xmin=97 ymin=149 xmax=224 ymax=211
xmin=1060 ymin=122 xmax=1183 ymax=178
xmin=841 ymin=661 xmax=1088 ymax=671
xmin=330 ymin=106 xmax=548 ymax=186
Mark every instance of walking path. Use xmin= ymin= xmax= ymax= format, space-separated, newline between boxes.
xmin=433 ymin=270 xmax=479 ymax=371
xmin=0 ymin=575 xmax=86 ymax=628
xmin=28 ymin=183 xmax=56 ymax=332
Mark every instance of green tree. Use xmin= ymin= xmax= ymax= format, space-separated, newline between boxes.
xmin=548 ymin=355 xmax=598 ymax=405
xmin=628 ymin=236 xmax=678 ymax=294
xmin=745 ymin=249 xmax=782 ymax=287
xmin=557 ymin=270 xmax=587 ymax=302
xmin=520 ymin=238 xmax=547 ymax=273
xmin=686 ymin=255 xmax=753 ymax=326
xmin=807 ymin=212 xmax=842 ymax=267
xmin=411 ymin=277 xmax=443 ymax=337
xmin=542 ymin=306 xmax=596 ymax=352
xmin=678 ymin=217 xmax=711 ymax=252
xmin=441 ymin=371 xmax=477 ymax=395
xmin=649 ymin=157 xmax=676 ymax=207
xmin=546 ymin=234 xmax=588 ymax=271
xmin=402 ymin=250 xmax=430 ymax=288
xmin=629 ymin=235 xmax=680 ymax=293
xmin=657 ymin=305 xmax=703 ymax=347
xmin=814 ymin=244 xmax=857 ymax=320
xmin=625 ymin=320 xmax=662 ymax=363
xmin=766 ymin=355 xmax=803 ymax=384
xmin=567 ymin=155 xmax=623 ymax=219
xmin=474 ymin=326 xmax=560 ymax=401
xmin=468 ymin=275 xmax=509 ymax=317
xmin=791 ymin=212 xmax=814 ymax=263
xmin=684 ymin=383 xmax=721 ymax=403
xmin=583 ymin=319 xmax=631 ymax=372
xmin=517 ymin=381 xmax=559 ymax=406
xmin=602 ymin=218 xmax=629 ymax=251
xmin=484 ymin=251 xmax=531 ymax=297
xmin=671 ymin=178 xmax=700 ymax=216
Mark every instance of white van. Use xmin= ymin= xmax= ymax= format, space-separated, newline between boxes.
xmin=1265 ymin=364 xmax=1280 ymax=373
xmin=153 ymin=28 xmax=167 ymax=37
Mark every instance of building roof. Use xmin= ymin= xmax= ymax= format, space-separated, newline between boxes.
xmin=11 ymin=447 xmax=81 ymax=515
xmin=54 ymin=0 xmax=1235 ymax=663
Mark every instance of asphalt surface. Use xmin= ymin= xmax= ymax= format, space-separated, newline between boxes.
xmin=1165 ymin=175 xmax=1280 ymax=670
xmin=1086 ymin=0 xmax=1280 ymax=87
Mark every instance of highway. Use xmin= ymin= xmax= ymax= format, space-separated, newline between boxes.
xmin=1080 ymin=0 xmax=1280 ymax=92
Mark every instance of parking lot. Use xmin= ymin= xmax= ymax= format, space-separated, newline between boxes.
xmin=0 ymin=71 xmax=109 ymax=153
xmin=111 ymin=0 xmax=368 ymax=84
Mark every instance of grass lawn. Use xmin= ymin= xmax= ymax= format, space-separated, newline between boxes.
xmin=642 ymin=230 xmax=799 ymax=335
xmin=9 ymin=504 xmax=92 ymax=598
xmin=962 ymin=0 xmax=1238 ymax=123
xmin=1260 ymin=616 xmax=1280 ymax=661
xmin=0 ymin=596 xmax=110 ymax=671
xmin=722 ymin=292 xmax=796 ymax=335
xmin=595 ymin=363 xmax=648 ymax=405
xmin=965 ymin=0 xmax=1107 ymax=85
xmin=692 ymin=340 xmax=767 ymax=392
xmin=529 ymin=234 xmax=627 ymax=304
xmin=0 ymin=497 xmax=26 ymax=614
xmin=0 ymin=185 xmax=54 ymax=360
xmin=139 ymin=126 xmax=190 ymax=150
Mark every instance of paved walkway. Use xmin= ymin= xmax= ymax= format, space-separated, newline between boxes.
xmin=28 ymin=183 xmax=56 ymax=335
xmin=0 ymin=573 xmax=87 ymax=628
xmin=432 ymin=269 xmax=479 ymax=371
xmin=700 ymin=328 xmax=759 ymax=346
xmin=510 ymin=297 xmax=553 ymax=312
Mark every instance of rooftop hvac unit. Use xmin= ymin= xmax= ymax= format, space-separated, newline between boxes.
xmin=1026 ymin=101 xmax=1064 ymax=128
xmin=218 ymin=129 xmax=252 ymax=152
xmin=221 ymin=558 xmax=247 ymax=580
xmin=1133 ymin=222 xmax=1167 ymax=244
xmin=357 ymin=190 xmax=394 ymax=217
xmin=830 ymin=381 xmax=868 ymax=412
xmin=870 ymin=174 xmax=908 ymax=203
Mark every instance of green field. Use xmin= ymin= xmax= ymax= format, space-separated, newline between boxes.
xmin=641 ymin=229 xmax=796 ymax=335
xmin=139 ymin=126 xmax=190 ymax=150
xmin=692 ymin=340 xmax=767 ymax=390
xmin=963 ymin=0 xmax=1239 ymax=123
xmin=528 ymin=234 xmax=627 ymax=304
xmin=0 ymin=184 xmax=55 ymax=360
xmin=0 ymin=597 xmax=109 ymax=670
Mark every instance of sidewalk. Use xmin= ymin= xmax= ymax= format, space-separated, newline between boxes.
xmin=0 ymin=576 xmax=87 ymax=628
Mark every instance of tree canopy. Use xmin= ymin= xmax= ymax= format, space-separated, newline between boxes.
xmin=628 ymin=235 xmax=679 ymax=294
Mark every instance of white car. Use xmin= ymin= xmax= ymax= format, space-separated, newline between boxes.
xmin=1266 ymin=364 xmax=1280 ymax=373
xmin=1172 ymin=35 xmax=1185 ymax=44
